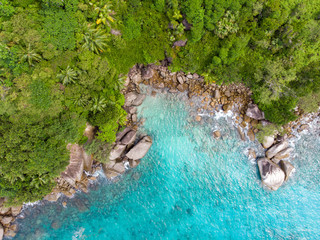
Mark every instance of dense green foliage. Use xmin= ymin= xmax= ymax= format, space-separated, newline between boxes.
xmin=0 ymin=0 xmax=319 ymax=204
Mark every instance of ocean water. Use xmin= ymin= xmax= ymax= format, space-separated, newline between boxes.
xmin=12 ymin=88 xmax=320 ymax=240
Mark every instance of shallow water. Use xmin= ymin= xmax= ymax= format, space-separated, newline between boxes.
xmin=13 ymin=88 xmax=320 ymax=240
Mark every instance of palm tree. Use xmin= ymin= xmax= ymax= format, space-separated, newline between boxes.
xmin=89 ymin=0 xmax=115 ymax=26
xmin=19 ymin=44 xmax=42 ymax=66
xmin=91 ymin=96 xmax=107 ymax=113
xmin=57 ymin=66 xmax=78 ymax=85
xmin=82 ymin=24 xmax=109 ymax=54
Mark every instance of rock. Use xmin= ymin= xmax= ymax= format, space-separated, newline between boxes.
xmin=186 ymin=74 xmax=193 ymax=79
xmin=0 ymin=207 xmax=10 ymax=215
xmin=129 ymin=68 xmax=142 ymax=84
xmin=243 ymin=115 xmax=251 ymax=123
xmin=169 ymin=88 xmax=178 ymax=93
xmin=272 ymin=147 xmax=293 ymax=164
xmin=195 ymin=115 xmax=202 ymax=122
xmin=11 ymin=206 xmax=22 ymax=217
xmin=193 ymin=73 xmax=199 ymax=79
xmin=112 ymin=162 xmax=126 ymax=174
xmin=299 ymin=124 xmax=309 ymax=131
xmin=44 ymin=192 xmax=60 ymax=202
xmin=279 ymin=160 xmax=295 ymax=181
xmin=223 ymin=104 xmax=232 ymax=112
xmin=51 ymin=220 xmax=61 ymax=230
xmin=262 ymin=136 xmax=274 ymax=149
xmin=247 ymin=148 xmax=256 ymax=159
xmin=213 ymin=130 xmax=221 ymax=139
xmin=177 ymin=84 xmax=185 ymax=92
xmin=213 ymin=89 xmax=221 ymax=99
xmin=224 ymin=90 xmax=231 ymax=97
xmin=173 ymin=39 xmax=187 ymax=47
xmin=132 ymin=94 xmax=146 ymax=106
xmin=266 ymin=141 xmax=289 ymax=159
xmin=1 ymin=216 xmax=12 ymax=225
xmin=126 ymin=136 xmax=152 ymax=161
xmin=141 ymin=66 xmax=154 ymax=80
xmin=0 ymin=224 xmax=3 ymax=240
xmin=61 ymin=144 xmax=84 ymax=186
xmin=158 ymin=82 xmax=165 ymax=88
xmin=62 ymin=202 xmax=67 ymax=207
xmin=121 ymin=130 xmax=137 ymax=146
xmin=4 ymin=229 xmax=15 ymax=238
xmin=109 ymin=144 xmax=126 ymax=161
xmin=116 ymin=127 xmax=132 ymax=142
xmin=246 ymin=104 xmax=265 ymax=120
xmin=220 ymin=96 xmax=228 ymax=105
xmin=247 ymin=129 xmax=255 ymax=141
xmin=237 ymin=126 xmax=245 ymax=141
xmin=83 ymin=150 xmax=93 ymax=172
xmin=110 ymin=29 xmax=121 ymax=36
xmin=257 ymin=157 xmax=285 ymax=191
xmin=83 ymin=123 xmax=95 ymax=142
xmin=132 ymin=114 xmax=137 ymax=122
xmin=129 ymin=107 xmax=137 ymax=114
xmin=125 ymin=92 xmax=138 ymax=106
xmin=182 ymin=19 xmax=192 ymax=30
xmin=104 ymin=169 xmax=119 ymax=179
xmin=129 ymin=159 xmax=141 ymax=168
xmin=177 ymin=76 xmax=184 ymax=85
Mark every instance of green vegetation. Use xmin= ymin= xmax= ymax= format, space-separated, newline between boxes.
xmin=0 ymin=0 xmax=319 ymax=204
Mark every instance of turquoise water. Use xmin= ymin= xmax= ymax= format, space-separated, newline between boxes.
xmin=13 ymin=88 xmax=320 ymax=240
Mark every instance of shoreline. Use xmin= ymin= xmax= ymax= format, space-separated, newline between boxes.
xmin=3 ymin=64 xmax=319 ymax=239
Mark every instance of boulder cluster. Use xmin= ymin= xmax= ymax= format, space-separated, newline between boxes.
xmin=0 ymin=199 xmax=22 ymax=239
xmin=103 ymin=128 xmax=152 ymax=179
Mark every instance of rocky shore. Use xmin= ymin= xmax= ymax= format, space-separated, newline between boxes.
xmin=122 ymin=63 xmax=319 ymax=191
xmin=4 ymin=63 xmax=318 ymax=239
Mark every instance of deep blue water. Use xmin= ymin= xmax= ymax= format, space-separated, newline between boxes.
xmin=13 ymin=88 xmax=320 ymax=240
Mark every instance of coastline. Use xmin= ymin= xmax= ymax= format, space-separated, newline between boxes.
xmin=3 ymin=64 xmax=319 ymax=239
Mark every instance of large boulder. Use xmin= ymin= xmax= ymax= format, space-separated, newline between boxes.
xmin=0 ymin=224 xmax=3 ymax=240
xmin=109 ymin=144 xmax=126 ymax=161
xmin=258 ymin=158 xmax=285 ymax=190
xmin=11 ymin=205 xmax=22 ymax=217
xmin=266 ymin=141 xmax=289 ymax=159
xmin=61 ymin=144 xmax=84 ymax=186
xmin=279 ymin=160 xmax=295 ymax=181
xmin=44 ymin=192 xmax=60 ymax=202
xmin=246 ymin=104 xmax=265 ymax=120
xmin=126 ymin=136 xmax=153 ymax=160
xmin=83 ymin=150 xmax=93 ymax=172
xmin=116 ymin=127 xmax=132 ymax=142
xmin=128 ymin=65 xmax=142 ymax=84
xmin=121 ymin=130 xmax=137 ymax=146
xmin=272 ymin=147 xmax=293 ymax=164
xmin=125 ymin=92 xmax=138 ymax=106
xmin=1 ymin=216 xmax=12 ymax=225
xmin=132 ymin=94 xmax=146 ymax=106
xmin=262 ymin=136 xmax=274 ymax=149
xmin=237 ymin=126 xmax=245 ymax=141
xmin=141 ymin=65 xmax=154 ymax=80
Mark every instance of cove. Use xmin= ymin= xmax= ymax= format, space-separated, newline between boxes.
xmin=13 ymin=88 xmax=320 ymax=240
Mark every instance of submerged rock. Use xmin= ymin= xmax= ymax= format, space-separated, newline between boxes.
xmin=279 ymin=160 xmax=295 ymax=181
xmin=246 ymin=104 xmax=265 ymax=120
xmin=258 ymin=157 xmax=285 ymax=191
xmin=126 ymin=136 xmax=152 ymax=160
xmin=213 ymin=130 xmax=221 ymax=139
xmin=266 ymin=141 xmax=289 ymax=159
